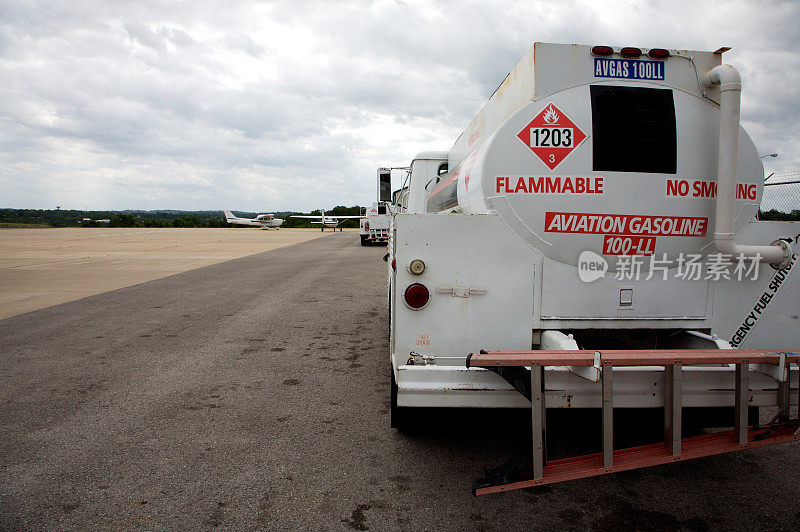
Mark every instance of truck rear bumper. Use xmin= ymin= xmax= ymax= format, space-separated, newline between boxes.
xmin=396 ymin=364 xmax=799 ymax=408
xmin=367 ymin=229 xmax=390 ymax=241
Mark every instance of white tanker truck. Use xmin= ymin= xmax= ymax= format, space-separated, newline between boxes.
xmin=359 ymin=169 xmax=395 ymax=245
xmin=359 ymin=201 xmax=393 ymax=245
xmin=384 ymin=43 xmax=800 ymax=492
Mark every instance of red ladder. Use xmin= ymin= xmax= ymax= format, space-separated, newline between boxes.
xmin=466 ymin=349 xmax=800 ymax=495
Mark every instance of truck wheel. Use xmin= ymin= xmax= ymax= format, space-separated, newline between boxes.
xmin=390 ymin=367 xmax=412 ymax=431
xmin=360 ymin=235 xmax=367 ymax=246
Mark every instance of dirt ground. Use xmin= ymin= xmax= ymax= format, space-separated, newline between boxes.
xmin=0 ymin=227 xmax=336 ymax=319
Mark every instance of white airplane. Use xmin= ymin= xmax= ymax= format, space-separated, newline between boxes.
xmin=224 ymin=210 xmax=284 ymax=230
xmin=290 ymin=209 xmax=364 ymax=231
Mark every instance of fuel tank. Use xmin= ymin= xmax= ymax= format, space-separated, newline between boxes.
xmin=425 ymin=43 xmax=762 ymax=268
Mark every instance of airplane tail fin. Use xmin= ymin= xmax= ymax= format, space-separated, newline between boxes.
xmin=224 ymin=210 xmax=235 ymax=222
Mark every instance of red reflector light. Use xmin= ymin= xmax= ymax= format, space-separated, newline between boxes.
xmin=648 ymin=48 xmax=670 ymax=59
xmin=404 ymin=283 xmax=429 ymax=309
xmin=365 ymin=222 xmax=369 ymax=230
xmin=620 ymin=47 xmax=642 ymax=58
xmin=591 ymin=45 xmax=613 ymax=57
xmin=391 ymin=258 xmax=396 ymax=271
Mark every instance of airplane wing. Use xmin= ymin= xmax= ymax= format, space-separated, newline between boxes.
xmin=289 ymin=215 xmax=364 ymax=219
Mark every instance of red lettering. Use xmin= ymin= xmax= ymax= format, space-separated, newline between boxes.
xmin=692 ymin=180 xmax=716 ymax=198
xmin=697 ymin=218 xmax=707 ymax=235
xmin=667 ymin=179 xmax=689 ymax=197
xmin=602 ymin=235 xmax=656 ymax=256
xmin=546 ymin=212 xmax=707 ymax=237
xmin=737 ymin=183 xmax=756 ymax=201
xmin=529 ymin=177 xmax=544 ymax=193
xmin=668 ymin=179 xmax=758 ymax=201
xmin=502 ymin=177 xmax=605 ymax=194
xmin=666 ymin=179 xmax=688 ymax=197
xmin=667 ymin=179 xmax=679 ymax=196
xmin=545 ymin=178 xmax=561 ymax=193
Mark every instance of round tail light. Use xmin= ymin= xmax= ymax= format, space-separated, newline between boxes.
xmin=591 ymin=45 xmax=614 ymax=56
xmin=620 ymin=47 xmax=642 ymax=58
xmin=648 ymin=48 xmax=670 ymax=59
xmin=404 ymin=283 xmax=429 ymax=309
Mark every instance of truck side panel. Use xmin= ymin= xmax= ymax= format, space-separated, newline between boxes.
xmin=391 ymin=213 xmax=538 ymax=367
xmin=711 ymin=221 xmax=800 ymax=348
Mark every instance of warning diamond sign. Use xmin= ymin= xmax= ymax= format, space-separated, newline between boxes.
xmin=517 ymin=103 xmax=587 ymax=170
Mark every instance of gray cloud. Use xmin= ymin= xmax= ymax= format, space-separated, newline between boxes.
xmin=0 ymin=0 xmax=798 ymax=211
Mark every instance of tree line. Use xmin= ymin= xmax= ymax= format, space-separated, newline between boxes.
xmin=759 ymin=209 xmax=800 ymax=221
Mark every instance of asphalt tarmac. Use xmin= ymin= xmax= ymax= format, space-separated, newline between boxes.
xmin=2 ymin=233 xmax=799 ymax=530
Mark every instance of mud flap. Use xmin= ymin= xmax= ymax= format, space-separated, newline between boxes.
xmin=468 ymin=351 xmax=536 ymax=492
xmin=474 ymin=451 xmax=532 ymax=495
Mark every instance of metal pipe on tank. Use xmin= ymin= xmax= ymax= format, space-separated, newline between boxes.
xmin=703 ymin=65 xmax=791 ymax=268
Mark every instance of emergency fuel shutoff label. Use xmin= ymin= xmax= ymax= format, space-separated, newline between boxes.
xmin=729 ymin=253 xmax=797 ymax=347
xmin=517 ymin=103 xmax=587 ymax=170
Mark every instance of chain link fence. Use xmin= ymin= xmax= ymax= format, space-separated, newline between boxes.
xmin=759 ymin=170 xmax=800 ymax=220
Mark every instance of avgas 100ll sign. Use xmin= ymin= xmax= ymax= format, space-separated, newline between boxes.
xmin=594 ymin=58 xmax=665 ymax=80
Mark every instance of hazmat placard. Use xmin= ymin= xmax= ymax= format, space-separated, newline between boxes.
xmin=517 ymin=103 xmax=587 ymax=170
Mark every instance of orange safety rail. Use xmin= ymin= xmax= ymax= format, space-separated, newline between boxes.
xmin=466 ymin=348 xmax=800 ymax=495
xmin=467 ymin=348 xmax=800 ymax=368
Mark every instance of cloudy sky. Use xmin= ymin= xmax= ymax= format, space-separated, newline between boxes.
xmin=1 ymin=0 xmax=798 ymax=212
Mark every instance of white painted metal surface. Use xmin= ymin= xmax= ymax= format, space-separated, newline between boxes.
xmin=390 ymin=214 xmax=799 ymax=408
xmin=405 ymin=152 xmax=447 ymax=214
xmin=359 ymin=201 xmax=393 ymax=243
xmin=385 ymin=42 xmax=800 ymax=411
xmin=450 ymin=45 xmax=762 ymax=271
xmin=396 ymin=365 xmax=799 ymax=409
xmin=390 ymin=214 xmax=536 ymax=370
